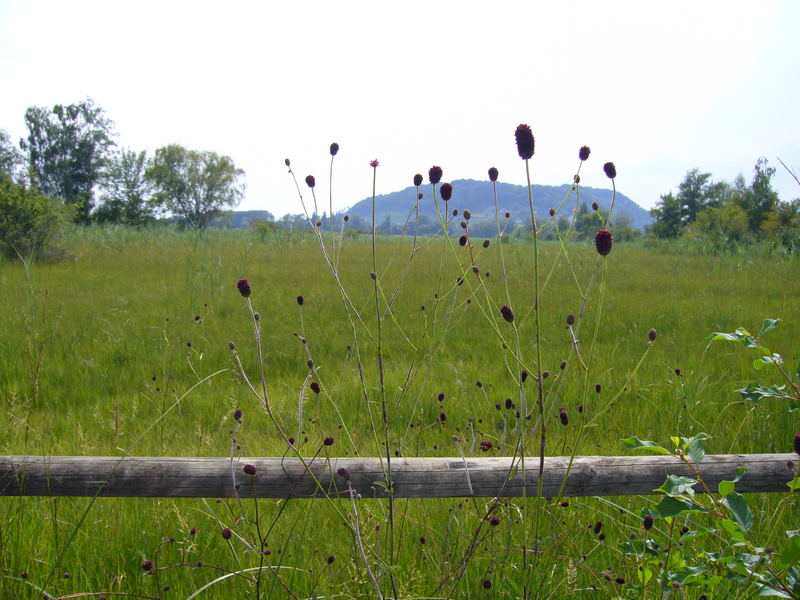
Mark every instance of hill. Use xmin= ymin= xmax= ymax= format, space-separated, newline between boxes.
xmin=342 ymin=179 xmax=651 ymax=231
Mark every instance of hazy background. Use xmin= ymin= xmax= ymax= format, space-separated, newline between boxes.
xmin=1 ymin=0 xmax=798 ymax=216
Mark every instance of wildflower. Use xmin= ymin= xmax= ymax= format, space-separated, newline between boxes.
xmin=414 ymin=173 xmax=423 ymax=186
xmin=463 ymin=209 xmax=471 ymax=220
xmin=489 ymin=517 xmax=500 ymax=526
xmin=594 ymin=520 xmax=603 ymax=534
xmin=595 ymin=230 xmax=613 ymax=256
xmin=549 ymin=208 xmax=555 ymax=216
xmin=482 ymin=239 xmax=490 ymax=248
xmin=305 ymin=175 xmax=316 ymax=188
xmin=488 ymin=167 xmax=499 ymax=182
xmin=323 ymin=436 xmax=334 ymax=446
xmin=236 ymin=279 xmax=251 ymax=298
xmin=297 ymin=295 xmax=304 ymax=306
xmin=222 ymin=528 xmax=233 ymax=540
xmin=327 ymin=555 xmax=335 ymax=564
xmin=479 ymin=440 xmax=493 ymax=451
xmin=603 ymin=162 xmax=617 ymax=179
xmin=439 ymin=412 xmax=446 ymax=422
xmin=504 ymin=211 xmax=510 ymax=218
xmin=440 ymin=182 xmax=453 ymax=201
xmin=566 ymin=314 xmax=576 ymax=325
xmin=429 ymin=166 xmax=443 ymax=184
xmin=648 ymin=328 xmax=658 ymax=342
xmin=559 ymin=360 xmax=567 ymax=370
xmin=243 ymin=464 xmax=257 ymax=475
xmin=329 ymin=142 xmax=339 ymax=156
xmin=310 ymin=381 xmax=321 ymax=394
xmin=579 ymin=146 xmax=590 ymax=161
xmin=483 ymin=580 xmax=492 ymax=589
xmin=233 ymin=409 xmax=242 ymax=421
xmin=495 ymin=306 xmax=517 ymax=326
xmin=370 ymin=159 xmax=379 ymax=168
xmin=337 ymin=467 xmax=351 ymax=480
xmin=521 ymin=370 xmax=528 ymax=382
xmin=644 ymin=514 xmax=654 ymax=530
xmin=284 ymin=158 xmax=291 ymax=167
xmin=559 ymin=408 xmax=568 ymax=425
xmin=591 ymin=202 xmax=599 ymax=211
xmin=595 ymin=384 xmax=602 ymax=393
xmin=141 ymin=560 xmax=153 ymax=572
xmin=438 ymin=392 xmax=445 ymax=401
xmin=459 ymin=235 xmax=467 ymax=246
xmin=505 ymin=398 xmax=513 ymax=409
xmin=514 ymin=124 xmax=535 ymax=159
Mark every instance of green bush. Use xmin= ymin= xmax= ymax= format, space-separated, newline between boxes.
xmin=0 ymin=175 xmax=74 ymax=261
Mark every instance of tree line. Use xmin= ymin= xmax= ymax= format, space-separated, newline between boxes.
xmin=1 ymin=98 xmax=245 ymax=231
xmin=649 ymin=160 xmax=799 ymax=251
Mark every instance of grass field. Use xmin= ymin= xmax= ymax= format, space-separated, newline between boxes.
xmin=0 ymin=227 xmax=798 ymax=599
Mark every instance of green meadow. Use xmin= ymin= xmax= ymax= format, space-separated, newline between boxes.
xmin=0 ymin=228 xmax=798 ymax=599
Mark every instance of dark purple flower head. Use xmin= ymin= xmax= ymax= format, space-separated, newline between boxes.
xmin=521 ymin=370 xmax=528 ymax=383
xmin=337 ymin=466 xmax=351 ymax=480
xmin=237 ymin=279 xmax=251 ymax=298
xmin=643 ymin=514 xmax=654 ymax=530
xmin=413 ymin=173 xmax=423 ymax=187
xmin=310 ymin=381 xmax=321 ymax=394
xmin=297 ymin=295 xmax=304 ymax=306
xmin=515 ymin=124 xmax=535 ymax=160
xmin=327 ymin=555 xmax=335 ymax=564
xmin=440 ymin=182 xmax=453 ymax=202
xmin=559 ymin=408 xmax=569 ymax=425
xmin=141 ymin=560 xmax=153 ymax=572
xmin=500 ymin=305 xmax=514 ymax=324
xmin=595 ymin=230 xmax=613 ymax=256
xmin=222 ymin=527 xmax=233 ymax=540
xmin=243 ymin=464 xmax=257 ymax=476
xmin=439 ymin=411 xmax=446 ymax=422
xmin=429 ymin=165 xmax=443 ymax=184
xmin=505 ymin=398 xmax=513 ymax=409
xmin=483 ymin=580 xmax=492 ymax=589
xmin=330 ymin=142 xmax=339 ymax=156
xmin=603 ymin=162 xmax=617 ymax=179
xmin=549 ymin=208 xmax=555 ymax=217
xmin=566 ymin=313 xmax=576 ymax=325
xmin=648 ymin=328 xmax=658 ymax=342
xmin=463 ymin=209 xmax=471 ymax=220
xmin=323 ymin=436 xmax=334 ymax=446
xmin=594 ymin=520 xmax=603 ymax=534
xmin=233 ymin=409 xmax=243 ymax=421
xmin=579 ymin=146 xmax=591 ymax=161
xmin=305 ymin=175 xmax=316 ymax=188
xmin=488 ymin=167 xmax=499 ymax=182
xmin=284 ymin=158 xmax=291 ymax=167
xmin=592 ymin=202 xmax=599 ymax=211
xmin=459 ymin=235 xmax=467 ymax=246
xmin=370 ymin=159 xmax=379 ymax=168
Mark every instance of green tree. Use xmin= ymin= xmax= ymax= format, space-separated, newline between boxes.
xmin=146 ymin=145 xmax=245 ymax=229
xmin=649 ymin=192 xmax=683 ymax=238
xmin=0 ymin=175 xmax=74 ymax=260
xmin=650 ymin=169 xmax=725 ymax=237
xmin=687 ymin=204 xmax=750 ymax=252
xmin=761 ymin=199 xmax=800 ymax=250
xmin=0 ymin=129 xmax=24 ymax=180
xmin=20 ymin=98 xmax=116 ymax=223
xmin=734 ymin=158 xmax=779 ymax=233
xmin=95 ymin=148 xmax=154 ymax=225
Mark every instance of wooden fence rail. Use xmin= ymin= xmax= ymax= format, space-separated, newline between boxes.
xmin=1 ymin=454 xmax=795 ymax=499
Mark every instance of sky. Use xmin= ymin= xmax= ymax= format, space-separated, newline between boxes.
xmin=1 ymin=1 xmax=799 ymax=217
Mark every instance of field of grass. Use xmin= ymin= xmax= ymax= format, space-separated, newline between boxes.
xmin=0 ymin=226 xmax=798 ymax=599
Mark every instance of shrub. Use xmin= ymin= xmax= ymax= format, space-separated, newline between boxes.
xmin=0 ymin=175 xmax=74 ymax=261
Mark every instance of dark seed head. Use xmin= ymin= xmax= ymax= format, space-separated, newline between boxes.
xmin=549 ymin=208 xmax=555 ymax=217
xmin=284 ymin=158 xmax=291 ymax=167
xmin=566 ymin=314 xmax=576 ymax=325
xmin=594 ymin=520 xmax=603 ymax=534
xmin=222 ymin=528 xmax=232 ymax=540
xmin=499 ymin=305 xmax=514 ymax=323
xmin=521 ymin=370 xmax=528 ymax=382
xmin=296 ymin=295 xmax=304 ymax=306
xmin=337 ymin=467 xmax=351 ymax=480
xmin=329 ymin=143 xmax=339 ymax=156
xmin=237 ymin=279 xmax=251 ymax=298
xmin=488 ymin=167 xmax=499 ymax=182
xmin=505 ymin=398 xmax=513 ymax=410
xmin=644 ymin=514 xmax=654 ymax=530
xmin=310 ymin=381 xmax=321 ymax=394
xmin=459 ymin=235 xmax=467 ymax=246
xmin=440 ymin=182 xmax=453 ymax=202
xmin=559 ymin=408 xmax=568 ymax=425
xmin=489 ymin=517 xmax=500 ymax=526
xmin=482 ymin=580 xmax=492 ymax=589
xmin=591 ymin=202 xmax=599 ymax=211
xmin=323 ymin=436 xmax=334 ymax=446
xmin=504 ymin=211 xmax=510 ymax=218
xmin=305 ymin=175 xmax=316 ymax=188
xmin=595 ymin=384 xmax=602 ymax=393
xmin=243 ymin=464 xmax=256 ymax=475
xmin=603 ymin=162 xmax=617 ymax=179
xmin=594 ymin=230 xmax=613 ymax=256
xmin=429 ymin=165 xmax=443 ymax=184
xmin=514 ymin=124 xmax=535 ymax=160
xmin=648 ymin=328 xmax=657 ymax=342
xmin=482 ymin=239 xmax=490 ymax=248
xmin=370 ymin=159 xmax=379 ymax=168
xmin=327 ymin=555 xmax=335 ymax=564
xmin=233 ymin=409 xmax=242 ymax=421
xmin=579 ymin=146 xmax=590 ymax=161
xmin=413 ymin=173 xmax=423 ymax=187
xmin=439 ymin=412 xmax=446 ymax=422
xmin=344 ymin=214 xmax=349 ymax=222
xmin=141 ymin=560 xmax=153 ymax=572
xmin=559 ymin=360 xmax=567 ymax=370
xmin=463 ymin=209 xmax=471 ymax=220
xmin=438 ymin=392 xmax=445 ymax=401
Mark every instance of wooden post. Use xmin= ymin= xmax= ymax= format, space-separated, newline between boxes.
xmin=0 ymin=454 xmax=795 ymax=499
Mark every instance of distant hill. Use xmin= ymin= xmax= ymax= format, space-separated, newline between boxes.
xmin=343 ymin=179 xmax=652 ymax=230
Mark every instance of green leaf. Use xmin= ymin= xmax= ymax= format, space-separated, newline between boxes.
xmin=754 ymin=354 xmax=783 ymax=370
xmin=787 ymin=477 xmax=800 ymax=491
xmin=720 ymin=518 xmax=747 ymax=542
xmin=651 ymin=496 xmax=706 ymax=518
xmin=708 ymin=328 xmax=763 ymax=349
xmin=737 ymin=383 xmax=791 ymax=403
xmin=722 ymin=492 xmax=753 ymax=532
xmin=779 ymin=534 xmax=800 ymax=569
xmin=759 ymin=318 xmax=780 ymax=337
xmin=719 ymin=479 xmax=735 ymax=497
xmin=682 ymin=433 xmax=710 ymax=463
xmin=655 ymin=475 xmax=698 ymax=497
xmin=621 ymin=436 xmax=671 ymax=454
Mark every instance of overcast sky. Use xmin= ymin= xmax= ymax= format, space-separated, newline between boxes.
xmin=1 ymin=1 xmax=799 ymax=216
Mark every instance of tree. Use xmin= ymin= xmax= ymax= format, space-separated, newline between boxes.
xmin=146 ymin=145 xmax=245 ymax=229
xmin=650 ymin=169 xmax=724 ymax=237
xmin=95 ymin=148 xmax=155 ymax=225
xmin=734 ymin=158 xmax=779 ymax=233
xmin=20 ymin=98 xmax=116 ymax=223
xmin=0 ymin=129 xmax=24 ymax=180
xmin=649 ymin=192 xmax=683 ymax=238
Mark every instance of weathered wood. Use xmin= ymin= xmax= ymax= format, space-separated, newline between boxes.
xmin=0 ymin=454 xmax=795 ymax=499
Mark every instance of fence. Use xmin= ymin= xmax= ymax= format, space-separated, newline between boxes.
xmin=1 ymin=453 xmax=795 ymax=498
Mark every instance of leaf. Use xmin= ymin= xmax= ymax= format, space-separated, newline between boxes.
xmin=722 ymin=492 xmax=753 ymax=532
xmin=720 ymin=519 xmax=747 ymax=542
xmin=655 ymin=475 xmax=698 ymax=497
xmin=759 ymin=318 xmax=780 ymax=337
xmin=754 ymin=354 xmax=783 ymax=370
xmin=708 ymin=328 xmax=763 ymax=349
xmin=682 ymin=433 xmax=710 ymax=463
xmin=719 ymin=480 xmax=735 ymax=497
xmin=621 ymin=436 xmax=671 ymax=455
xmin=737 ymin=383 xmax=791 ymax=403
xmin=651 ymin=496 xmax=706 ymax=518
xmin=787 ymin=477 xmax=800 ymax=491
xmin=779 ymin=534 xmax=800 ymax=569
